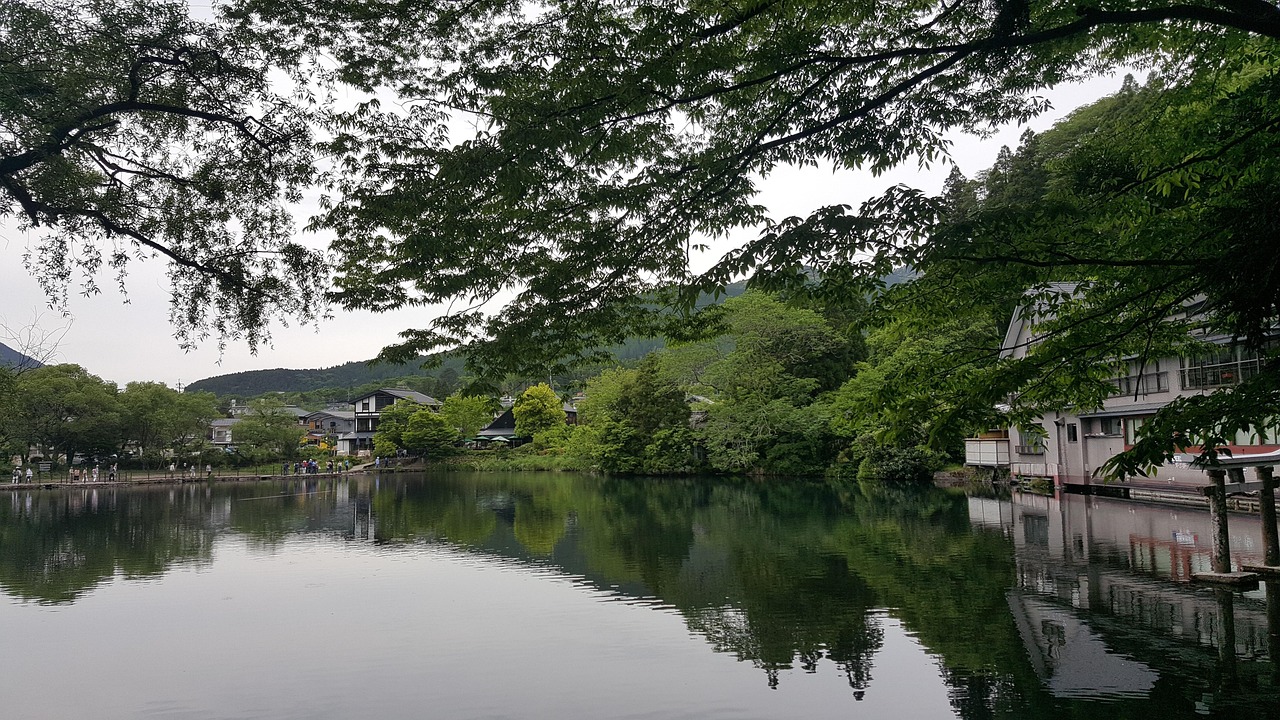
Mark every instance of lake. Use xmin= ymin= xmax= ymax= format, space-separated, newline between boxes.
xmin=0 ymin=472 xmax=1276 ymax=719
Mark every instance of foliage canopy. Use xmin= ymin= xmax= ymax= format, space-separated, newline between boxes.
xmin=1 ymin=0 xmax=321 ymax=352
xmin=223 ymin=0 xmax=1280 ymax=382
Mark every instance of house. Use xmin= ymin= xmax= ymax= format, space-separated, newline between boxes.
xmin=475 ymin=401 xmax=577 ymax=446
xmin=209 ymin=418 xmax=241 ymax=447
xmin=966 ymin=290 xmax=1280 ymax=489
xmin=477 ymin=408 xmax=521 ymax=444
xmin=338 ymin=388 xmax=441 ymax=456
xmin=304 ymin=410 xmax=356 ymax=436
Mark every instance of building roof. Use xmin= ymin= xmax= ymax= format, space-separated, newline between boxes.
xmin=305 ymin=410 xmax=355 ymax=421
xmin=352 ymin=388 xmax=442 ymax=407
xmin=1076 ymin=401 xmax=1167 ymax=419
xmin=337 ymin=431 xmax=376 ymax=440
xmin=477 ymin=408 xmax=521 ymax=438
xmin=1000 ymin=283 xmax=1081 ymax=359
xmin=211 ymin=418 xmax=241 ymax=428
xmin=383 ymin=388 xmax=440 ymax=405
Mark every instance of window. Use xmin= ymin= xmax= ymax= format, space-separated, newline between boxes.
xmin=1109 ymin=372 xmax=1169 ymax=396
xmin=360 ymin=400 xmax=370 ymax=412
xmin=1125 ymin=418 xmax=1146 ymax=445
xmin=1180 ymin=344 xmax=1265 ymax=390
xmin=1067 ymin=423 xmax=1078 ymax=442
xmin=1098 ymin=417 xmax=1122 ymax=436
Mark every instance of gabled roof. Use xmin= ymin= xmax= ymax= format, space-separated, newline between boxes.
xmin=1000 ymin=283 xmax=1081 ymax=359
xmin=383 ymin=388 xmax=440 ymax=405
xmin=477 ymin=408 xmax=520 ymax=438
xmin=352 ymin=388 xmax=442 ymax=406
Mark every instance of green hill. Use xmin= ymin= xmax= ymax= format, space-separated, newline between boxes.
xmin=185 ymin=355 xmax=468 ymax=398
xmin=184 ymin=271 xmax=911 ymax=398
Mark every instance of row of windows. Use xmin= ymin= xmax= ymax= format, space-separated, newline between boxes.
xmin=1179 ymin=346 xmax=1263 ymax=390
xmin=1106 ymin=345 xmax=1269 ymax=395
xmin=1017 ymin=416 xmax=1279 ymax=452
xmin=1055 ymin=416 xmax=1280 ymax=447
xmin=1109 ymin=372 xmax=1168 ymax=396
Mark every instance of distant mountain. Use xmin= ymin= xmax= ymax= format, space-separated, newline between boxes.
xmin=0 ymin=342 xmax=43 ymax=370
xmin=187 ymin=269 xmax=911 ymax=398
xmin=185 ymin=355 xmax=466 ymax=397
xmin=881 ymin=265 xmax=919 ymax=288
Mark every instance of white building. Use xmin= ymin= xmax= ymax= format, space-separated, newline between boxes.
xmin=967 ymin=290 xmax=1279 ymax=489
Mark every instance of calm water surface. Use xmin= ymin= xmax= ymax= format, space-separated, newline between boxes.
xmin=0 ymin=472 xmax=1277 ymax=719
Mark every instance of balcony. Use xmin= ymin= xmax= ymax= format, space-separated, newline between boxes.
xmin=1180 ymin=360 xmax=1260 ymax=390
xmin=965 ymin=438 xmax=1010 ymax=467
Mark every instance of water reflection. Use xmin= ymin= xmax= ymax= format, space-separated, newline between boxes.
xmin=970 ymin=492 xmax=1280 ymax=715
xmin=0 ymin=474 xmax=1277 ymax=718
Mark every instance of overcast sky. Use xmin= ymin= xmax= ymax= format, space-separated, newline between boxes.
xmin=0 ymin=74 xmax=1132 ymax=390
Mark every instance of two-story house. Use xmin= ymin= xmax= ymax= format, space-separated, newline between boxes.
xmin=304 ymin=410 xmax=356 ymax=436
xmin=338 ymin=389 xmax=441 ymax=456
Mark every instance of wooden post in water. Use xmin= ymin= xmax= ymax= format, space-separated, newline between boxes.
xmin=1214 ymin=586 xmax=1238 ymax=687
xmin=1208 ymin=469 xmax=1231 ymax=574
xmin=1268 ymin=581 xmax=1280 ymax=685
xmin=1259 ymin=466 xmax=1279 ymax=568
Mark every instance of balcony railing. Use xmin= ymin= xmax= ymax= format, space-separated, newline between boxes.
xmin=1180 ymin=359 xmax=1260 ymax=390
xmin=1014 ymin=444 xmax=1046 ymax=455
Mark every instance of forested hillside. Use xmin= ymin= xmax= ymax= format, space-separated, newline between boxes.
xmin=184 ymin=282 xmax=755 ymax=398
xmin=0 ymin=342 xmax=42 ymax=370
xmin=185 ymin=355 xmax=463 ymax=397
xmin=183 ymin=275 xmax=925 ymax=400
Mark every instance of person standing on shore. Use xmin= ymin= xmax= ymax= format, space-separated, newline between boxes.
xmin=25 ymin=467 xmax=32 ymax=482
xmin=92 ymin=465 xmax=99 ymax=483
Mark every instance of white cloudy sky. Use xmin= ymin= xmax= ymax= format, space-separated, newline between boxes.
xmin=0 ymin=74 xmax=1131 ymax=389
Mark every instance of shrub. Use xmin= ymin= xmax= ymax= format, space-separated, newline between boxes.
xmin=855 ymin=445 xmax=944 ymax=485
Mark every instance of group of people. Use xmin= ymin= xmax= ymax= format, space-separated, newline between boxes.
xmin=8 ymin=464 xmax=118 ymax=483
xmin=284 ymin=459 xmax=349 ymax=475
xmin=166 ymin=463 xmax=211 ymax=480
xmin=70 ymin=464 xmax=117 ymax=483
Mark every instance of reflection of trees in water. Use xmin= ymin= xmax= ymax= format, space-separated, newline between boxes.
xmin=828 ymin=621 xmax=884 ymax=694
xmin=0 ymin=474 xmax=1023 ymax=709
xmin=0 ymin=486 xmax=216 ymax=603
xmin=23 ymin=473 xmax=1256 ymax=717
xmin=274 ymin=474 xmax=1027 ymax=702
xmin=941 ymin=668 xmax=1034 ymax=720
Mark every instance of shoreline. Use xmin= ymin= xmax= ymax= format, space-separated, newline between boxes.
xmin=1 ymin=469 xmax=367 ymax=491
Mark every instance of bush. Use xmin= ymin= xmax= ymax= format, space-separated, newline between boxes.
xmin=855 ymin=445 xmax=944 ymax=485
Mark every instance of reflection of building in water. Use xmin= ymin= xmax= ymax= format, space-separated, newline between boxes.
xmin=1008 ymin=591 xmax=1157 ymax=697
xmin=970 ymin=492 xmax=1274 ymax=699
